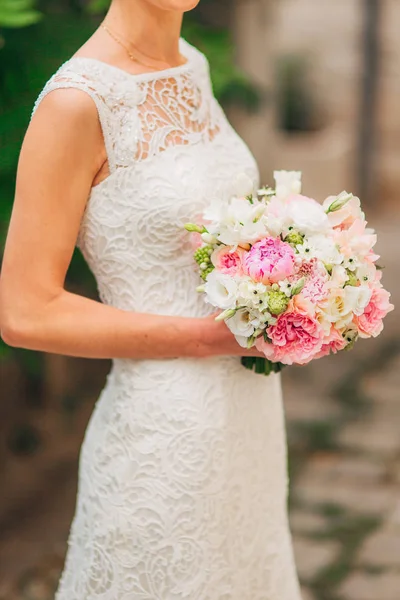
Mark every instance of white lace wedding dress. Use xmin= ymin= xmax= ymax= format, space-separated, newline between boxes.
xmin=33 ymin=37 xmax=302 ymax=600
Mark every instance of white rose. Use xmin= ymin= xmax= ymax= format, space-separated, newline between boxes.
xmin=274 ymin=170 xmax=302 ymax=200
xmin=319 ymin=290 xmax=354 ymax=329
xmin=343 ymin=285 xmax=372 ymax=316
xmin=319 ymin=285 xmax=371 ymax=329
xmin=204 ymin=271 xmax=238 ymax=310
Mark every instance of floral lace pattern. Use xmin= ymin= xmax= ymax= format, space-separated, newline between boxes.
xmin=32 ymin=38 xmax=302 ymax=599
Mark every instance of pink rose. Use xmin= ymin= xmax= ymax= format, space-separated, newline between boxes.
xmin=314 ymin=326 xmax=347 ymax=360
xmin=355 ymin=286 xmax=394 ymax=338
xmin=243 ymin=237 xmax=296 ymax=284
xmin=211 ymin=246 xmax=245 ymax=276
xmin=255 ymin=298 xmax=324 ymax=365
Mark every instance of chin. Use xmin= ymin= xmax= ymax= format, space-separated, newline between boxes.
xmin=150 ymin=0 xmax=201 ymax=11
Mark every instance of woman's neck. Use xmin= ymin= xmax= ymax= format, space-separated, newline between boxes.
xmin=106 ymin=0 xmax=184 ymax=65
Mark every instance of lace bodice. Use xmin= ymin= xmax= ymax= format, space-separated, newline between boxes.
xmin=33 ymin=38 xmax=259 ymax=317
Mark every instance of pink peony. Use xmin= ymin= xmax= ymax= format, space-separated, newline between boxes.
xmin=243 ymin=237 xmax=296 ymax=284
xmin=255 ymin=296 xmax=324 ymax=365
xmin=211 ymin=245 xmax=245 ymax=276
xmin=314 ymin=326 xmax=347 ymax=360
xmin=355 ymin=286 xmax=394 ymax=338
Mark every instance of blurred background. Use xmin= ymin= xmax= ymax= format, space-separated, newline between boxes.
xmin=0 ymin=1 xmax=399 ymax=599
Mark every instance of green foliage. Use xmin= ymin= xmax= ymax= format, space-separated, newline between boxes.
xmin=0 ymin=0 xmax=41 ymax=28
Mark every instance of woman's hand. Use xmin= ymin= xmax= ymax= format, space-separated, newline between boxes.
xmin=198 ymin=312 xmax=268 ymax=359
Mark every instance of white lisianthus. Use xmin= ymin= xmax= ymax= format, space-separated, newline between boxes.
xmin=261 ymin=213 xmax=286 ymax=237
xmin=204 ymin=271 xmax=238 ymax=310
xmin=225 ymin=308 xmax=256 ymax=343
xmin=286 ymin=199 xmax=330 ymax=236
xmin=274 ymin=170 xmax=302 ymax=200
xmin=343 ymin=285 xmax=372 ymax=316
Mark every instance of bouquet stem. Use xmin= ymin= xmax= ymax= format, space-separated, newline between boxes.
xmin=241 ymin=356 xmax=284 ymax=376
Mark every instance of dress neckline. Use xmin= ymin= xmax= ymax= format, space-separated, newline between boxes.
xmin=68 ymin=37 xmax=194 ymax=83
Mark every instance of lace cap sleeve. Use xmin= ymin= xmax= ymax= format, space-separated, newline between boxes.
xmin=31 ymin=61 xmax=118 ymax=174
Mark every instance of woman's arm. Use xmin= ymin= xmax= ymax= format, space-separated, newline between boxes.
xmin=0 ymin=88 xmax=263 ymax=360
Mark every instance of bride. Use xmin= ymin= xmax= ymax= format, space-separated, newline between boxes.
xmin=0 ymin=0 xmax=302 ymax=598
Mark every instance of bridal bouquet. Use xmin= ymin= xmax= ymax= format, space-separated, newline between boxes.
xmin=185 ymin=171 xmax=394 ymax=375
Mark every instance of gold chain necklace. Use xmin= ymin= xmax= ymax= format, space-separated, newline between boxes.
xmin=101 ymin=23 xmax=186 ymax=71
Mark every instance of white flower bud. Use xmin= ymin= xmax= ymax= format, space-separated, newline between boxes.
xmin=291 ymin=277 xmax=306 ymax=296
xmin=185 ymin=223 xmax=207 ymax=234
xmin=234 ymin=172 xmax=254 ymax=198
xmin=325 ymin=191 xmax=353 ymax=214
xmin=273 ymin=170 xmax=302 ymax=200
xmin=215 ymin=308 xmax=237 ymax=321
xmin=201 ymin=232 xmax=217 ymax=244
